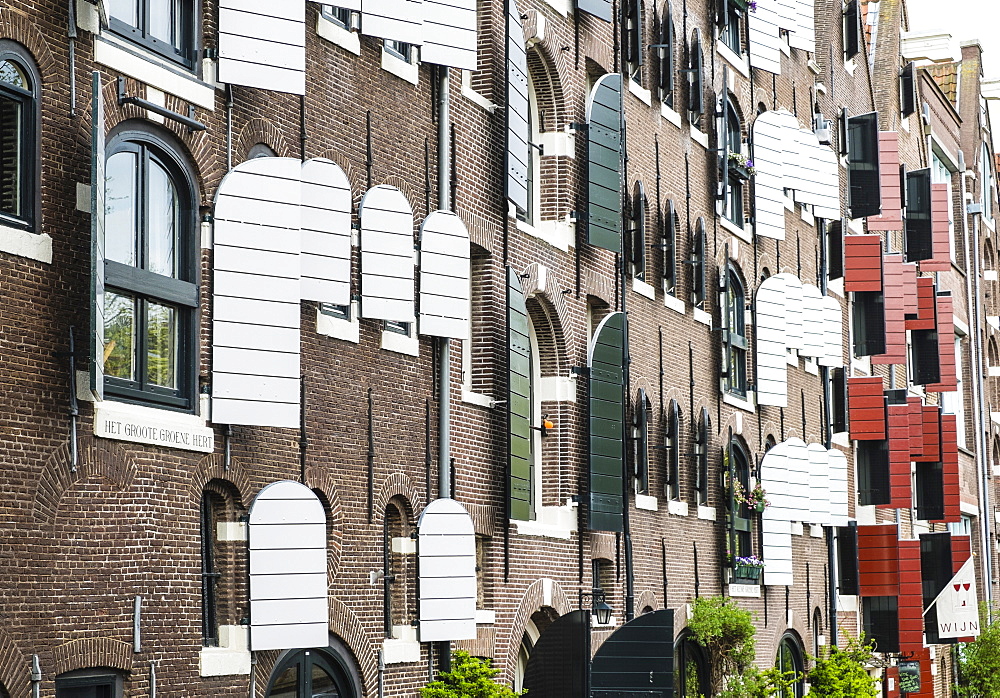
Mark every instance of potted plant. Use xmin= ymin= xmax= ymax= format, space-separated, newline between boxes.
xmin=733 ymin=554 xmax=765 ymax=583
xmin=731 ymin=478 xmax=770 ymax=513
xmin=727 ymin=152 xmax=756 ymax=180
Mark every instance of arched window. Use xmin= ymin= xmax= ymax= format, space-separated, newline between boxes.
xmin=657 ymin=2 xmax=675 ymax=107
xmin=812 ymin=608 xmax=824 ymax=657
xmin=517 ymin=69 xmax=541 ymax=225
xmin=108 ymin=0 xmax=195 ymax=67
xmin=201 ymin=483 xmax=245 ymax=649
xmin=723 ymin=266 xmax=747 ymax=396
xmin=718 ymin=0 xmax=743 ymax=55
xmin=247 ymin=143 xmax=277 ymax=159
xmin=728 ymin=438 xmax=753 ymax=565
xmin=691 ymin=217 xmax=707 ymax=307
xmin=0 ymin=45 xmax=39 ymax=231
xmin=104 ymin=128 xmax=198 ymax=409
xmin=383 ymin=499 xmax=414 ymax=639
xmin=630 ymin=181 xmax=647 ymax=280
xmin=624 ymin=0 xmax=644 ymax=85
xmin=775 ymin=634 xmax=805 ymax=697
xmin=723 ymin=102 xmax=745 ymax=227
xmin=265 ymin=643 xmax=363 ymax=698
xmin=633 ymin=389 xmax=651 ymax=494
xmin=665 ymin=399 xmax=681 ymax=500
xmin=674 ymin=634 xmax=710 ymax=697
xmin=695 ymin=407 xmax=711 ymax=505
xmin=663 ymin=199 xmax=679 ymax=296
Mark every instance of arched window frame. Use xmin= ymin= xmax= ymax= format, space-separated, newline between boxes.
xmin=265 ymin=644 xmax=363 ymax=698
xmin=629 ymin=181 xmax=648 ymax=280
xmin=517 ymin=68 xmax=543 ymax=225
xmin=665 ymin=399 xmax=681 ymax=500
xmin=695 ymin=406 xmax=711 ymax=505
xmin=687 ymin=30 xmax=704 ymax=126
xmin=722 ymin=100 xmax=745 ymax=227
xmin=656 ymin=2 xmax=675 ymax=107
xmin=663 ymin=199 xmax=678 ymax=296
xmin=775 ymin=634 xmax=806 ymax=697
xmin=674 ymin=633 xmax=710 ymax=697
xmin=383 ymin=500 xmax=414 ymax=639
xmin=633 ymin=388 xmax=651 ymax=494
xmin=623 ymin=0 xmax=644 ymax=85
xmin=722 ymin=264 xmax=748 ymax=397
xmin=727 ymin=437 xmax=753 ymax=568
xmin=103 ymin=125 xmax=199 ymax=411
xmin=691 ymin=217 xmax=707 ymax=308
xmin=0 ymin=43 xmax=40 ymax=232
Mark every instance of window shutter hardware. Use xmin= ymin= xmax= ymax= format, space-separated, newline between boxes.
xmin=116 ymin=76 xmax=206 ymax=131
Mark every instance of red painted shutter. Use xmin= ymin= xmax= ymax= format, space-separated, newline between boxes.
xmin=857 ymin=524 xmax=899 ymax=596
xmin=906 ymin=277 xmax=937 ymax=331
xmin=844 ymin=234 xmax=883 ymax=291
xmin=848 ymin=377 xmax=886 ymax=440
xmin=867 ymin=133 xmax=903 ymax=230
xmin=901 ymin=262 xmax=918 ymax=319
xmin=921 ymin=182 xmax=952 ymax=272
xmin=897 ymin=538 xmax=924 ymax=651
xmin=932 ymin=413 xmax=961 ymax=523
xmin=886 ymin=402 xmax=912 ymax=509
xmin=872 ymin=253 xmax=906 ymax=364
xmin=925 ymin=292 xmax=958 ymax=392
xmin=914 ymin=405 xmax=941 ymax=463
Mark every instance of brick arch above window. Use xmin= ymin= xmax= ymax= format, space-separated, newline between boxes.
xmin=518 ymin=262 xmax=574 ymax=368
xmin=235 ymin=117 xmax=292 ymax=161
xmin=190 ymin=453 xmax=252 ymax=508
xmin=52 ymin=638 xmax=133 ymax=676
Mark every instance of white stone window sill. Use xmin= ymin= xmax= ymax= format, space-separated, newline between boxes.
xmin=632 ymin=277 xmax=656 ymax=299
xmin=92 ymin=398 xmax=215 ymax=453
xmin=720 ymin=216 xmax=752 ymax=242
xmin=844 ymin=57 xmax=856 ymax=76
xmin=538 ymin=130 xmax=576 ymax=158
xmin=199 ymin=626 xmax=251 ymax=677
xmin=784 ymin=194 xmax=796 ymax=211
xmin=461 ymin=70 xmax=497 ymax=112
xmin=628 ymin=79 xmax=652 ymax=106
xmin=316 ymin=12 xmax=361 ymax=55
xmin=804 ymin=357 xmax=819 ymax=375
xmin=786 ymin=349 xmax=798 ymax=366
xmin=316 ymin=303 xmax=360 ymax=343
xmin=538 ymin=375 xmax=577 ymax=403
xmin=985 ymin=270 xmax=998 ymax=282
xmin=661 ymin=103 xmax=682 ymax=127
xmin=716 ymin=42 xmax=750 ymax=78
xmin=475 ymin=609 xmax=496 ymax=625
xmin=381 ymin=326 xmax=419 ymax=356
xmin=667 ymin=500 xmax=689 ymax=516
xmin=381 ymin=48 xmax=419 ymax=86
xmin=542 ymin=0 xmax=571 ymax=16
xmin=691 ymin=127 xmax=709 ymax=149
xmin=827 ymin=277 xmax=844 ymax=297
xmin=635 ymin=494 xmax=658 ymax=511
xmin=512 ymin=505 xmax=578 ymax=539
xmin=0 ymin=223 xmax=52 ymax=263
xmin=383 ymin=626 xmax=421 ymax=664
xmin=93 ymin=34 xmax=216 ymax=109
xmin=811 ymin=524 xmax=825 ymax=538
xmin=790 ymin=521 xmax=804 ymax=535
xmin=837 ymin=595 xmax=859 ymax=612
xmin=693 ymin=307 xmax=712 ymax=326
xmin=462 ymin=387 xmax=495 ymax=407
xmin=697 ymin=505 xmax=716 ymax=521
xmin=722 ymin=390 xmax=756 ymax=413
xmin=800 ymin=204 xmax=815 ymax=225
xmin=663 ymin=293 xmax=685 ymax=315
xmin=514 ymin=217 xmax=575 ymax=252
xmin=831 ymin=432 xmax=850 ymax=448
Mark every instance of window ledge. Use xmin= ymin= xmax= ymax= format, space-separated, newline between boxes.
xmin=381 ymin=48 xmax=419 ymax=86
xmin=475 ymin=609 xmax=496 ymax=625
xmin=790 ymin=521 xmax=804 ymax=535
xmin=512 ymin=505 xmax=578 ymax=539
xmin=93 ymin=399 xmax=215 ymax=453
xmin=514 ymin=217 xmax=575 ymax=252
xmin=461 ymin=70 xmax=497 ymax=112
xmin=538 ymin=375 xmax=577 ymax=403
xmin=93 ymin=34 xmax=216 ymax=110
xmin=697 ymin=505 xmax=717 ymax=521
xmin=667 ymin=500 xmax=689 ymax=516
xmin=542 ymin=0 xmax=572 ymax=16
xmin=663 ymin=293 xmax=685 ymax=315
xmin=461 ymin=387 xmax=495 ymax=407
xmin=632 ymin=277 xmax=656 ymax=300
xmin=716 ymin=42 xmax=750 ymax=78
xmin=316 ymin=304 xmax=360 ymax=343
xmin=831 ymin=431 xmax=850 ymax=448
xmin=827 ymin=277 xmax=844 ymax=297
xmin=316 ymin=12 xmax=361 ymax=55
xmin=628 ymin=79 xmax=652 ymax=106
xmin=537 ymin=130 xmax=576 ymax=159
xmin=381 ymin=327 xmax=420 ymax=356
xmin=811 ymin=524 xmax=825 ymax=538
xmin=693 ymin=307 xmax=712 ymax=326
xmin=635 ymin=494 xmax=658 ymax=511
xmin=837 ymin=595 xmax=859 ymax=612
xmin=200 ymin=626 xmax=251 ymax=677
xmin=661 ymin=103 xmax=682 ymax=127
xmin=844 ymin=57 xmax=856 ymax=76
xmin=0 ymin=224 xmax=52 ymax=263
xmin=719 ymin=215 xmax=751 ymax=242
xmin=383 ymin=626 xmax=421 ymax=664
xmin=722 ymin=390 xmax=756 ymax=413
xmin=690 ymin=127 xmax=709 ymax=149
xmin=985 ymin=270 xmax=999 ymax=282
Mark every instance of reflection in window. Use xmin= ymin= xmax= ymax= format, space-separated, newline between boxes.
xmin=775 ymin=635 xmax=805 ymax=697
xmin=723 ymin=267 xmax=747 ymax=396
xmin=0 ymin=52 xmax=36 ymax=229
xmin=108 ymin=0 xmax=192 ymax=66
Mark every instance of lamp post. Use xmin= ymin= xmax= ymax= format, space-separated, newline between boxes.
xmin=580 ymin=589 xmax=614 ymax=698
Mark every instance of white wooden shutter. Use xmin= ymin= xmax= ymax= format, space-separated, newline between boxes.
xmin=213 ymin=158 xmax=302 ymax=429
xmin=300 ymin=158 xmax=352 ymax=306
xmin=506 ymin=1 xmax=529 ymax=212
xmin=761 ymin=444 xmax=793 ymax=585
xmin=364 ymin=0 xmax=423 ymax=44
xmin=419 ymin=211 xmax=470 ymax=339
xmin=774 ymin=0 xmax=797 ymax=32
xmin=218 ymin=0 xmax=305 ymax=95
xmin=827 ymin=448 xmax=849 ymax=526
xmin=800 ymin=283 xmax=825 ymax=358
xmin=360 ymin=185 xmax=415 ymax=322
xmin=752 ymin=111 xmax=787 ymax=240
xmin=418 ymin=498 xmax=477 ymax=642
xmin=788 ymin=0 xmax=815 ymax=52
xmin=90 ymin=72 xmax=106 ymax=400
xmin=781 ymin=113 xmax=807 ymax=196
xmin=763 ymin=518 xmax=794 ymax=585
xmin=422 ymin=0 xmax=477 ymax=69
xmin=748 ymin=3 xmax=782 ymax=75
xmin=819 ymin=295 xmax=843 ymax=367
xmin=794 ymin=131 xmax=840 ymax=219
xmin=807 ymin=442 xmax=830 ymax=524
xmin=784 ymin=438 xmax=810 ymax=522
xmin=761 ymin=442 xmax=790 ymax=521
xmin=775 ymin=273 xmax=803 ymax=350
xmin=249 ymin=481 xmax=328 ymax=651
xmin=756 ymin=275 xmax=788 ymax=407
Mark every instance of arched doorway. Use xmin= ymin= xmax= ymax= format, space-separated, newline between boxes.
xmin=266 ymin=640 xmax=362 ymax=698
xmin=674 ymin=634 xmax=709 ymax=698
xmin=775 ymin=633 xmax=806 ymax=697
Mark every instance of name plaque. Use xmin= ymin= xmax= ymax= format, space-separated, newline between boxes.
xmin=728 ymin=583 xmax=761 ymax=598
xmin=94 ymin=403 xmax=215 ymax=453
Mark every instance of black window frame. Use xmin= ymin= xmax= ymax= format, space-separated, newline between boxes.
xmin=663 ymin=199 xmax=678 ymax=296
xmin=900 ymin=62 xmax=917 ymax=117
xmin=321 ymin=4 xmax=355 ymax=30
xmin=695 ymin=407 xmax=711 ymax=505
xmin=843 ymin=0 xmax=860 ymax=60
xmin=852 ymin=290 xmax=886 ymax=357
xmin=862 ymin=595 xmax=899 ymax=653
xmin=904 ymin=167 xmax=933 ymax=262
xmin=718 ymin=0 xmax=743 ymax=55
xmin=633 ymin=388 xmax=651 ymax=494
xmin=665 ymin=399 xmax=681 ymax=500
xmin=910 ymin=327 xmax=941 ymax=386
xmin=723 ymin=101 xmax=745 ymax=227
xmin=0 ymin=44 xmax=40 ymax=232
xmin=836 ymin=523 xmax=860 ymax=595
xmin=915 ymin=461 xmax=944 ymax=521
xmin=656 ymin=2 xmax=676 ymax=107
xmin=320 ymin=302 xmax=352 ymax=321
xmin=846 ymin=111 xmax=881 ymax=218
xmin=728 ymin=438 xmax=753 ymax=564
xmin=857 ymin=439 xmax=890 ymax=506
xmin=103 ymin=127 xmax=199 ymax=412
xmin=56 ymin=670 xmax=123 ymax=698
xmin=775 ymin=635 xmax=805 ymax=698
xmin=264 ymin=647 xmax=360 ymax=698
xmin=201 ymin=490 xmax=222 ymax=647
xmin=831 ymin=367 xmax=849 ymax=434
xmin=629 ymin=181 xmax=648 ymax=281
xmin=691 ymin=217 xmax=707 ymax=307
xmin=623 ymin=0 xmax=644 ymax=85
xmin=384 ymin=39 xmax=415 ymax=62
xmin=688 ymin=29 xmax=704 ymax=125
xmin=384 ymin=319 xmax=412 ymax=336
xmin=723 ymin=265 xmax=747 ymax=397
xmin=674 ymin=634 xmax=710 ymax=698
xmin=826 ymin=219 xmax=844 ymax=280
xmin=108 ymin=0 xmax=196 ymax=69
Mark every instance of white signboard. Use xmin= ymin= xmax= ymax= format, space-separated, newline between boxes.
xmin=94 ymin=403 xmax=214 ymax=453
xmin=929 ymin=558 xmax=981 ymax=639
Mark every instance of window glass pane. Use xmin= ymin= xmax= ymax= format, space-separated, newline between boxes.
xmin=108 ymin=0 xmax=138 ymax=26
xmin=147 ymin=159 xmax=178 ymax=277
xmin=147 ymin=302 xmax=177 ymax=388
xmin=104 ymin=292 xmax=136 ymax=381
xmin=106 ymin=151 xmax=138 ymax=267
xmin=0 ymin=60 xmax=27 ymax=89
xmin=267 ymin=666 xmax=298 ymax=698
xmin=0 ymin=93 xmax=21 ymax=217
xmin=57 ymin=685 xmax=113 ymax=698
xmin=149 ymin=0 xmax=182 ymax=49
xmin=311 ymin=664 xmax=341 ymax=698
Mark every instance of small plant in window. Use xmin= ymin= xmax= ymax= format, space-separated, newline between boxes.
xmin=733 ymin=554 xmax=765 ymax=584
xmin=736 ymin=482 xmax=770 ymax=512
xmin=728 ymin=152 xmax=756 ymax=178
xmin=734 ymin=554 xmax=765 ymax=569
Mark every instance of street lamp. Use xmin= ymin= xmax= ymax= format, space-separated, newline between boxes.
xmin=592 ymin=591 xmax=613 ymax=625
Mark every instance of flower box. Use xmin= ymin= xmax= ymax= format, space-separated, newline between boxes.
xmin=734 ymin=563 xmax=763 ymax=583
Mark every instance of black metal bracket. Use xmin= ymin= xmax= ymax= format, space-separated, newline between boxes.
xmin=571 ymin=366 xmax=590 ymax=377
xmin=117 ymin=77 xmax=206 ymax=132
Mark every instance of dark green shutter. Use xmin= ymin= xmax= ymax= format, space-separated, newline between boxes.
xmin=831 ymin=367 xmax=849 ymax=433
xmin=719 ymin=262 xmax=731 ymax=379
xmin=658 ymin=7 xmax=675 ymax=105
xmin=718 ymin=95 xmax=729 ymax=206
xmin=631 ymin=181 xmax=646 ymax=276
xmin=589 ymin=311 xmax=627 ymax=532
xmin=90 ymin=72 xmax=106 ymax=400
xmin=847 ymin=111 xmax=881 ymax=218
xmin=696 ymin=407 xmax=711 ymax=503
xmin=843 ymin=1 xmax=860 ymax=59
xmin=591 ymin=609 xmax=675 ymax=697
xmin=507 ymin=268 xmax=533 ymax=521
xmin=634 ymin=389 xmax=649 ymax=493
xmin=905 ymin=168 xmax=933 ymax=261
xmin=663 ymin=199 xmax=676 ymax=291
xmin=836 ymin=523 xmax=859 ymax=595
xmin=716 ymin=0 xmax=728 ymax=30
xmin=692 ymin=218 xmax=706 ymax=307
xmin=900 ymin=62 xmax=917 ymax=117
xmin=688 ymin=29 xmax=703 ymax=116
xmin=587 ymin=74 xmax=624 ymax=252
xmin=827 ymin=219 xmax=844 ymax=280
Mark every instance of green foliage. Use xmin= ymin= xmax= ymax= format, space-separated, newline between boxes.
xmin=421 ymin=651 xmax=524 ymax=698
xmin=717 ymin=666 xmax=800 ymax=698
xmin=955 ymin=604 xmax=1000 ymax=698
xmin=687 ymin=596 xmax=757 ymax=694
xmin=806 ymin=636 xmax=878 ymax=698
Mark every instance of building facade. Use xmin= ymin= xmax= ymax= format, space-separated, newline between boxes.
xmin=0 ymin=0 xmax=996 ymax=696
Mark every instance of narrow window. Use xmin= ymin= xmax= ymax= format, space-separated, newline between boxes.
xmin=688 ymin=30 xmax=704 ymax=125
xmin=384 ymin=39 xmax=414 ymax=62
xmin=723 ymin=267 xmax=747 ymax=396
xmin=728 ymin=440 xmax=753 ymax=565
xmin=624 ymin=0 xmax=644 ymax=85
xmin=691 ymin=217 xmax=707 ymax=307
xmin=665 ymin=399 xmax=681 ymax=500
xmin=0 ymin=49 xmax=38 ymax=231
xmin=201 ymin=491 xmax=223 ymax=646
xmin=852 ymin=291 xmax=886 ymax=357
xmin=633 ymin=389 xmax=650 ymax=494
xmin=717 ymin=0 xmax=742 ymax=55
xmin=826 ymin=219 xmax=844 ymax=280
xmin=663 ymin=200 xmax=678 ymax=296
xmin=723 ymin=102 xmax=745 ymax=227
xmin=321 ymin=5 xmax=355 ymax=29
xmin=843 ymin=0 xmax=860 ymax=60
xmin=941 ymin=335 xmax=966 ymax=446
xmin=657 ymin=3 xmax=675 ymax=107
xmin=904 ymin=168 xmax=933 ymax=262
xmin=915 ymin=461 xmax=944 ymax=520
xmin=857 ymin=440 xmax=890 ymax=506
xmin=900 ymin=62 xmax=916 ymax=117
xmin=630 ymin=182 xmax=647 ymax=280
xmin=383 ymin=501 xmax=412 ymax=639
xmin=862 ymin=596 xmax=899 ymax=652
xmin=321 ymin=303 xmax=351 ymax=321
xmin=846 ymin=111 xmax=881 ymax=218
xmin=982 ymin=142 xmax=995 ymax=223
xmin=695 ymin=408 xmax=711 ymax=505
xmin=836 ymin=523 xmax=860 ymax=595
xmin=775 ymin=636 xmax=805 ymax=697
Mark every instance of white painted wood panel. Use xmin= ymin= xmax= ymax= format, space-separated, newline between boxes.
xmin=794 ymin=131 xmax=840 ymax=218
xmin=827 ymin=448 xmax=849 ymax=526
xmin=360 ymin=185 xmax=415 ymax=322
xmin=218 ymin=0 xmax=305 ymax=94
xmin=788 ymin=0 xmax=815 ymax=52
xmin=748 ymin=3 xmax=782 ymax=75
xmin=761 ymin=443 xmax=790 ymax=521
xmin=751 ymin=111 xmax=787 ymax=240
xmin=800 ymin=284 xmax=825 ymax=358
xmin=807 ymin=443 xmax=830 ymax=524
xmin=212 ymin=158 xmax=301 ymax=428
xmin=506 ymin=0 xmax=530 ymax=212
xmin=419 ymin=211 xmax=470 ymax=339
xmin=418 ymin=498 xmax=477 ymax=642
xmin=762 ymin=518 xmax=794 ymax=586
xmin=363 ymin=0 xmax=423 ymax=44
xmin=249 ymin=481 xmax=329 ymax=652
xmin=819 ymin=295 xmax=843 ymax=366
xmin=756 ymin=275 xmax=788 ymax=407
xmin=422 ymin=0 xmax=477 ymax=69
xmin=300 ymin=158 xmax=352 ymax=305
xmin=784 ymin=438 xmax=810 ymax=522
xmin=774 ymin=0 xmax=797 ymax=31
xmin=775 ymin=273 xmax=803 ymax=350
